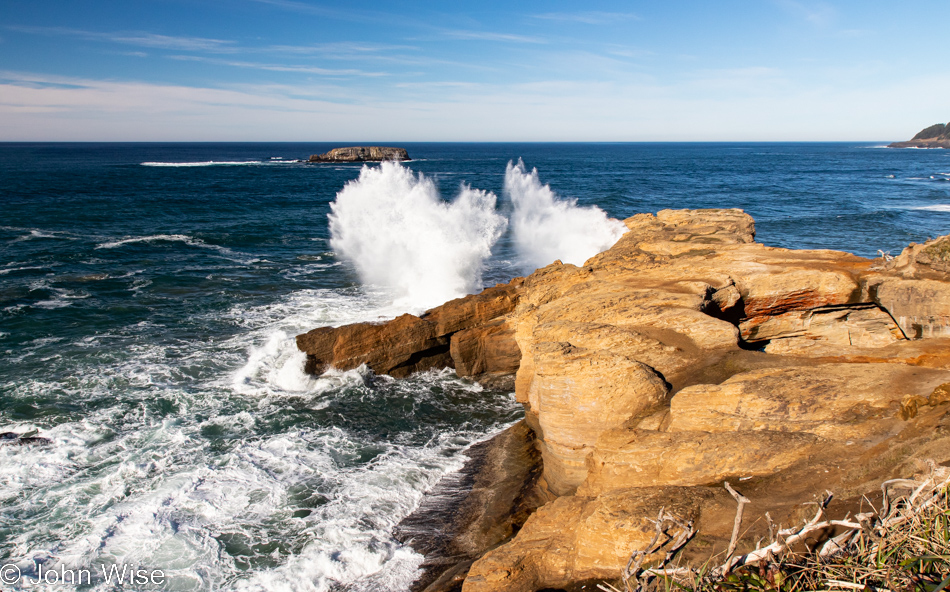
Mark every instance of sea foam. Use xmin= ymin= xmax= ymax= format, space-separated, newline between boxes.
xmin=328 ymin=162 xmax=507 ymax=310
xmin=505 ymin=159 xmax=627 ymax=269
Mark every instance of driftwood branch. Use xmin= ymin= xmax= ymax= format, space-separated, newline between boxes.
xmin=722 ymin=481 xmax=750 ymax=570
xmin=622 ymin=507 xmax=667 ymax=591
xmin=606 ymin=466 xmax=950 ymax=592
xmin=617 ymin=506 xmax=698 ymax=592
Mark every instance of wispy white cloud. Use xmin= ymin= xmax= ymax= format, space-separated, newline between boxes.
xmin=244 ymin=0 xmax=353 ymax=20
xmin=6 ymin=25 xmax=237 ymax=52
xmin=531 ymin=11 xmax=640 ymax=25
xmin=438 ymin=29 xmax=546 ymax=44
xmin=604 ymin=46 xmax=654 ymax=59
xmin=393 ymin=81 xmax=483 ymax=89
xmin=110 ymin=32 xmax=235 ymax=52
xmin=168 ymin=55 xmax=389 ymax=77
xmin=0 ymin=72 xmax=91 ymax=90
xmin=263 ymin=41 xmax=420 ymax=56
xmin=2 ymin=62 xmax=948 ymax=142
xmin=244 ymin=0 xmax=421 ymax=29
xmin=257 ymin=42 xmax=499 ymax=71
xmin=773 ymin=0 xmax=836 ymax=27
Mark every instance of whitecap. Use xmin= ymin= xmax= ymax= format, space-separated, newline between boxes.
xmin=0 ymin=265 xmax=48 ymax=275
xmin=141 ymin=160 xmax=299 ymax=167
xmin=9 ymin=229 xmax=80 ymax=243
xmin=95 ymin=234 xmax=259 ymax=264
xmin=141 ymin=161 xmax=261 ymax=167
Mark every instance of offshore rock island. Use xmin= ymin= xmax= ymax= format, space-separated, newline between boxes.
xmin=297 ymin=209 xmax=950 ymax=592
xmin=889 ymin=122 xmax=950 ymax=148
xmin=308 ymin=146 xmax=411 ymax=162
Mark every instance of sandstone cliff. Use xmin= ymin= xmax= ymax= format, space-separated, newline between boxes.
xmin=308 ymin=146 xmax=410 ymax=162
xmin=889 ymin=122 xmax=950 ymax=148
xmin=296 ymin=210 xmax=950 ymax=592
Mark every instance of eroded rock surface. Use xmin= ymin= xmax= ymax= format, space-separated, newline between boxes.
xmin=294 ymin=208 xmax=950 ymax=592
xmin=295 ymin=278 xmax=522 ymax=380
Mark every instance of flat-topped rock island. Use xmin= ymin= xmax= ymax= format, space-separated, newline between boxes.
xmin=309 ymin=146 xmax=411 ymax=162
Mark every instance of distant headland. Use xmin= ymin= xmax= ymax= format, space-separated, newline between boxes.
xmin=889 ymin=122 xmax=950 ymax=148
xmin=309 ymin=146 xmax=410 ymax=162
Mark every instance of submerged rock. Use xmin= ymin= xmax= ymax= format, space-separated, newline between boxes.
xmin=0 ymin=432 xmax=52 ymax=446
xmin=308 ymin=146 xmax=410 ymax=162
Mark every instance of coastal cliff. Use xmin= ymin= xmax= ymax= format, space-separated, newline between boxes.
xmin=309 ymin=146 xmax=411 ymax=162
xmin=297 ymin=209 xmax=950 ymax=592
xmin=889 ymin=122 xmax=950 ymax=148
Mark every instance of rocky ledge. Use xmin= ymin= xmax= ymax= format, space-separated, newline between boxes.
xmin=308 ymin=146 xmax=410 ymax=162
xmin=297 ymin=209 xmax=950 ymax=592
xmin=889 ymin=122 xmax=950 ymax=148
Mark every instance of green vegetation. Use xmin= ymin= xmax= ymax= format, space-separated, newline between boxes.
xmin=923 ymin=238 xmax=950 ymax=266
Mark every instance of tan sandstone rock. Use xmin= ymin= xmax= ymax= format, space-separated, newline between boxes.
xmin=293 ymin=209 xmax=950 ymax=592
xmin=579 ymin=429 xmax=829 ymax=496
xmin=296 ymin=277 xmax=523 ymax=379
xmin=463 ymin=487 xmax=720 ymax=592
xmin=669 ymin=363 xmax=950 ymax=442
xmin=736 ymin=269 xmax=860 ymax=318
xmin=885 ymin=234 xmax=950 ymax=277
xmin=295 ymin=313 xmax=449 ymax=378
xmin=870 ymin=278 xmax=950 ymax=339
xmin=449 ymin=317 xmax=521 ymax=380
xmin=528 ymin=342 xmax=670 ymax=495
xmin=738 ymin=303 xmax=906 ymax=352
xmin=422 ymin=278 xmax=523 ymax=337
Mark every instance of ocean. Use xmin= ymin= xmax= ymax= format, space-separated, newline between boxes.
xmin=1 ymin=142 xmax=948 ymax=591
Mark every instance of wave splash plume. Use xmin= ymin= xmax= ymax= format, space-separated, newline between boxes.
xmin=328 ymin=162 xmax=507 ymax=310
xmin=505 ymin=159 xmax=627 ymax=269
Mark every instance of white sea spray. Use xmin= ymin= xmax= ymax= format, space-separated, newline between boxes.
xmin=328 ymin=162 xmax=508 ymax=310
xmin=504 ymin=159 xmax=627 ymax=270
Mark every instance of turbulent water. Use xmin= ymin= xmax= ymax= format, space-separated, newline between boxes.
xmin=1 ymin=142 xmax=948 ymax=591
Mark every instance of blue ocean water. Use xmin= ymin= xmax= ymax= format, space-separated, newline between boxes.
xmin=1 ymin=142 xmax=948 ymax=591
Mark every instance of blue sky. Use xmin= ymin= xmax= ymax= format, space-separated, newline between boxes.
xmin=1 ymin=0 xmax=947 ymax=141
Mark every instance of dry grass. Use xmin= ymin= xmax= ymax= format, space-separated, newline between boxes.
xmin=600 ymin=467 xmax=950 ymax=592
